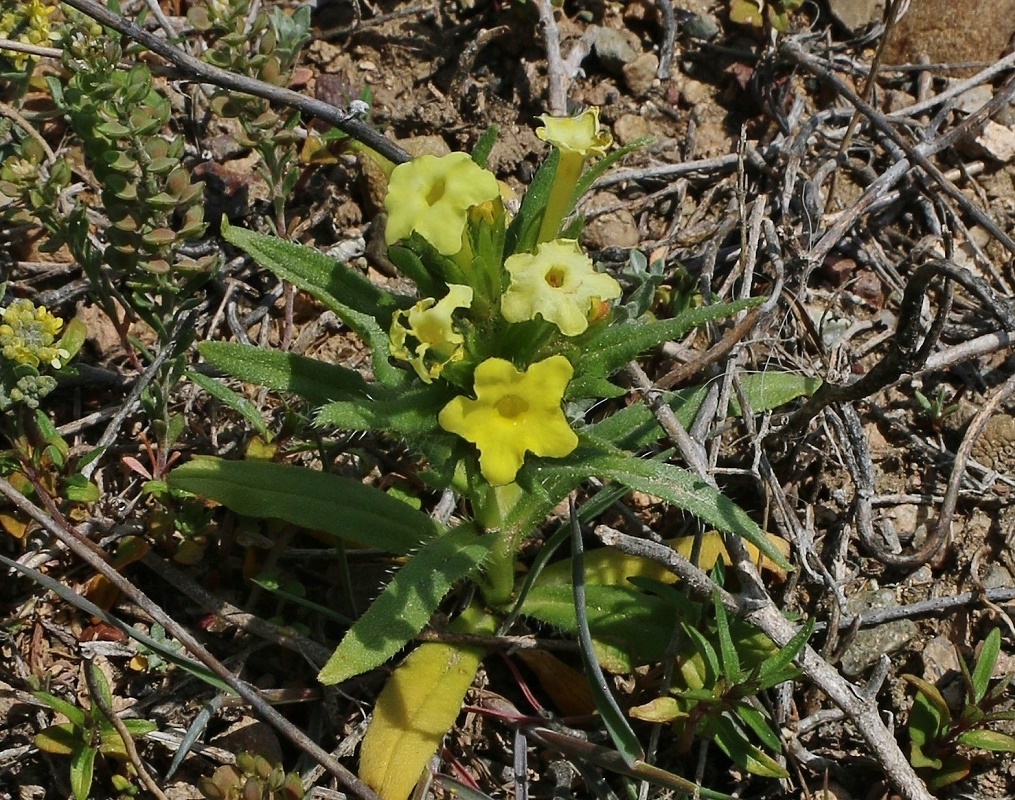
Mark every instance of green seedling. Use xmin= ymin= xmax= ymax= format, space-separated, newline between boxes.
xmin=904 ymin=628 xmax=1015 ymax=790
xmin=198 ymin=751 xmax=305 ymax=800
xmin=914 ymin=386 xmax=959 ymax=433
xmin=630 ymin=581 xmax=813 ymax=779
xmin=729 ymin=0 xmax=805 ymax=32
xmin=33 ymin=664 xmax=157 ymax=800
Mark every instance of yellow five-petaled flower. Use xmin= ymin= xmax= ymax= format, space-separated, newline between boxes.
xmin=438 ymin=355 xmax=579 ymax=486
xmin=501 ymin=239 xmax=621 ymax=336
xmin=389 ymin=284 xmax=473 ymax=383
xmin=384 ymin=152 xmax=500 ymax=256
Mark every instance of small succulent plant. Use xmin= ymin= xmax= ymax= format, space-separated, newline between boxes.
xmin=197 ymin=753 xmax=305 ymax=800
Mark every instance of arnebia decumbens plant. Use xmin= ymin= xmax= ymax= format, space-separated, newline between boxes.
xmin=170 ymin=108 xmax=813 ymax=800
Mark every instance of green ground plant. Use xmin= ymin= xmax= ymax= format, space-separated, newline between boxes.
xmin=33 ymin=662 xmax=157 ymax=800
xmin=904 ymin=628 xmax=1015 ymax=790
xmin=168 ymin=107 xmax=817 ymax=800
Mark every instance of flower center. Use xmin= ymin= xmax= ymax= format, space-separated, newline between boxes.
xmin=544 ymin=265 xmax=567 ymax=288
xmin=495 ymin=394 xmax=529 ymax=419
xmin=426 ymin=177 xmax=447 ymax=206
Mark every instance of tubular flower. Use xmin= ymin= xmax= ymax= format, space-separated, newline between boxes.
xmin=390 ymin=285 xmax=474 ymax=383
xmin=438 ymin=355 xmax=578 ymax=486
xmin=384 ymin=153 xmax=500 ymax=256
xmin=500 ymin=239 xmax=621 ymax=336
xmin=0 ymin=299 xmax=68 ymax=369
xmin=534 ymin=107 xmax=612 ymax=243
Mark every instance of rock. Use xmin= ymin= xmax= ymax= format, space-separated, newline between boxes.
xmin=680 ymin=77 xmax=710 ymax=106
xmin=613 ymin=113 xmax=652 ymax=145
xmin=884 ymin=0 xmax=1015 ymax=75
xmin=827 ymin=0 xmax=884 ymax=33
xmin=582 ymin=193 xmax=640 ymax=250
xmin=954 ymin=84 xmax=995 ymax=114
xmin=971 ymin=414 xmax=1015 ymax=470
xmin=970 ymin=121 xmax=1015 ymax=163
xmin=839 ymin=588 xmax=918 ymax=678
xmin=982 ymin=564 xmax=1014 ymax=590
xmin=680 ymin=12 xmax=720 ymax=41
xmin=623 ymin=53 xmax=660 ymax=98
xmin=593 ymin=27 xmax=640 ymax=76
xmin=922 ymin=635 xmax=961 ymax=683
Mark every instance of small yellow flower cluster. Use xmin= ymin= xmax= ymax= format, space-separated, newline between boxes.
xmin=0 ymin=299 xmax=69 ymax=370
xmin=0 ymin=0 xmax=57 ymax=71
xmin=383 ymin=109 xmax=622 ymax=485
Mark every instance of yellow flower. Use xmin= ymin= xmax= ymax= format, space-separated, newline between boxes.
xmin=384 ymin=153 xmax=500 ymax=256
xmin=439 ymin=356 xmax=578 ymax=485
xmin=535 ymin=107 xmax=613 ymax=159
xmin=500 ymin=239 xmax=621 ymax=336
xmin=534 ymin=107 xmax=612 ymax=243
xmin=0 ymin=0 xmax=57 ymax=71
xmin=0 ymin=299 xmax=68 ymax=369
xmin=390 ymin=285 xmax=473 ymax=383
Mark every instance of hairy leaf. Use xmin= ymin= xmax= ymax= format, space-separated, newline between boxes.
xmin=222 ymin=222 xmax=405 ymax=386
xmin=168 ymin=456 xmax=439 ymax=554
xmin=198 ymin=341 xmax=371 ymax=405
xmin=317 ymin=524 xmax=492 ymax=685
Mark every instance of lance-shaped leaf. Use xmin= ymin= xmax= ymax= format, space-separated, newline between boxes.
xmin=222 ymin=221 xmax=406 ymax=386
xmin=316 ymin=382 xmax=452 ymax=437
xmin=534 ymin=452 xmax=791 ymax=571
xmin=561 ymin=298 xmax=762 ymax=399
xmin=317 ymin=524 xmax=493 ymax=685
xmin=198 ymin=341 xmax=372 ymax=405
xmin=168 ymin=456 xmax=438 ymax=554
xmin=359 ymin=640 xmax=484 ymax=800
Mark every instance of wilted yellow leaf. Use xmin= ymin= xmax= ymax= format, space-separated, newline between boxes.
xmin=360 ymin=641 xmax=483 ymax=800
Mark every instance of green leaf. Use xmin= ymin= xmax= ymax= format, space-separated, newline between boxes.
xmin=924 ymin=754 xmax=971 ymax=790
xmin=505 ymin=149 xmax=558 ymax=256
xmin=86 ymin=661 xmax=114 ymax=718
xmin=188 ymin=370 xmax=269 ymax=440
xmin=315 ymin=382 xmax=452 ymax=437
xmin=34 ymin=723 xmax=83 ymax=755
xmin=908 ymin=740 xmax=942 ymax=770
xmin=33 ymin=693 xmax=87 ymax=727
xmin=713 ymin=594 xmax=739 ymax=683
xmin=682 ymin=624 xmax=721 ymax=686
xmin=168 ymin=456 xmax=439 ymax=554
xmin=562 ymin=298 xmax=762 ymax=398
xmin=61 ymin=474 xmax=100 ymax=504
xmin=533 ymin=451 xmax=791 ymax=571
xmin=735 ymin=703 xmax=781 ymax=753
xmin=471 ymin=125 xmax=498 ymax=168
xmin=903 ymin=674 xmax=951 ymax=737
xmin=971 ymin=628 xmax=1001 ymax=704
xmin=69 ymin=744 xmax=96 ymax=800
xmin=221 ymin=222 xmax=405 ymax=386
xmin=317 ymin=524 xmax=493 ymax=685
xmin=519 ymin=583 xmax=677 ymax=672
xmin=708 ymin=713 xmax=788 ymax=778
xmin=728 ymin=372 xmax=822 ymax=416
xmin=756 ymin=618 xmax=813 ymax=689
xmin=955 ymin=728 xmax=1015 ymax=752
xmin=198 ymin=341 xmax=371 ymax=405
